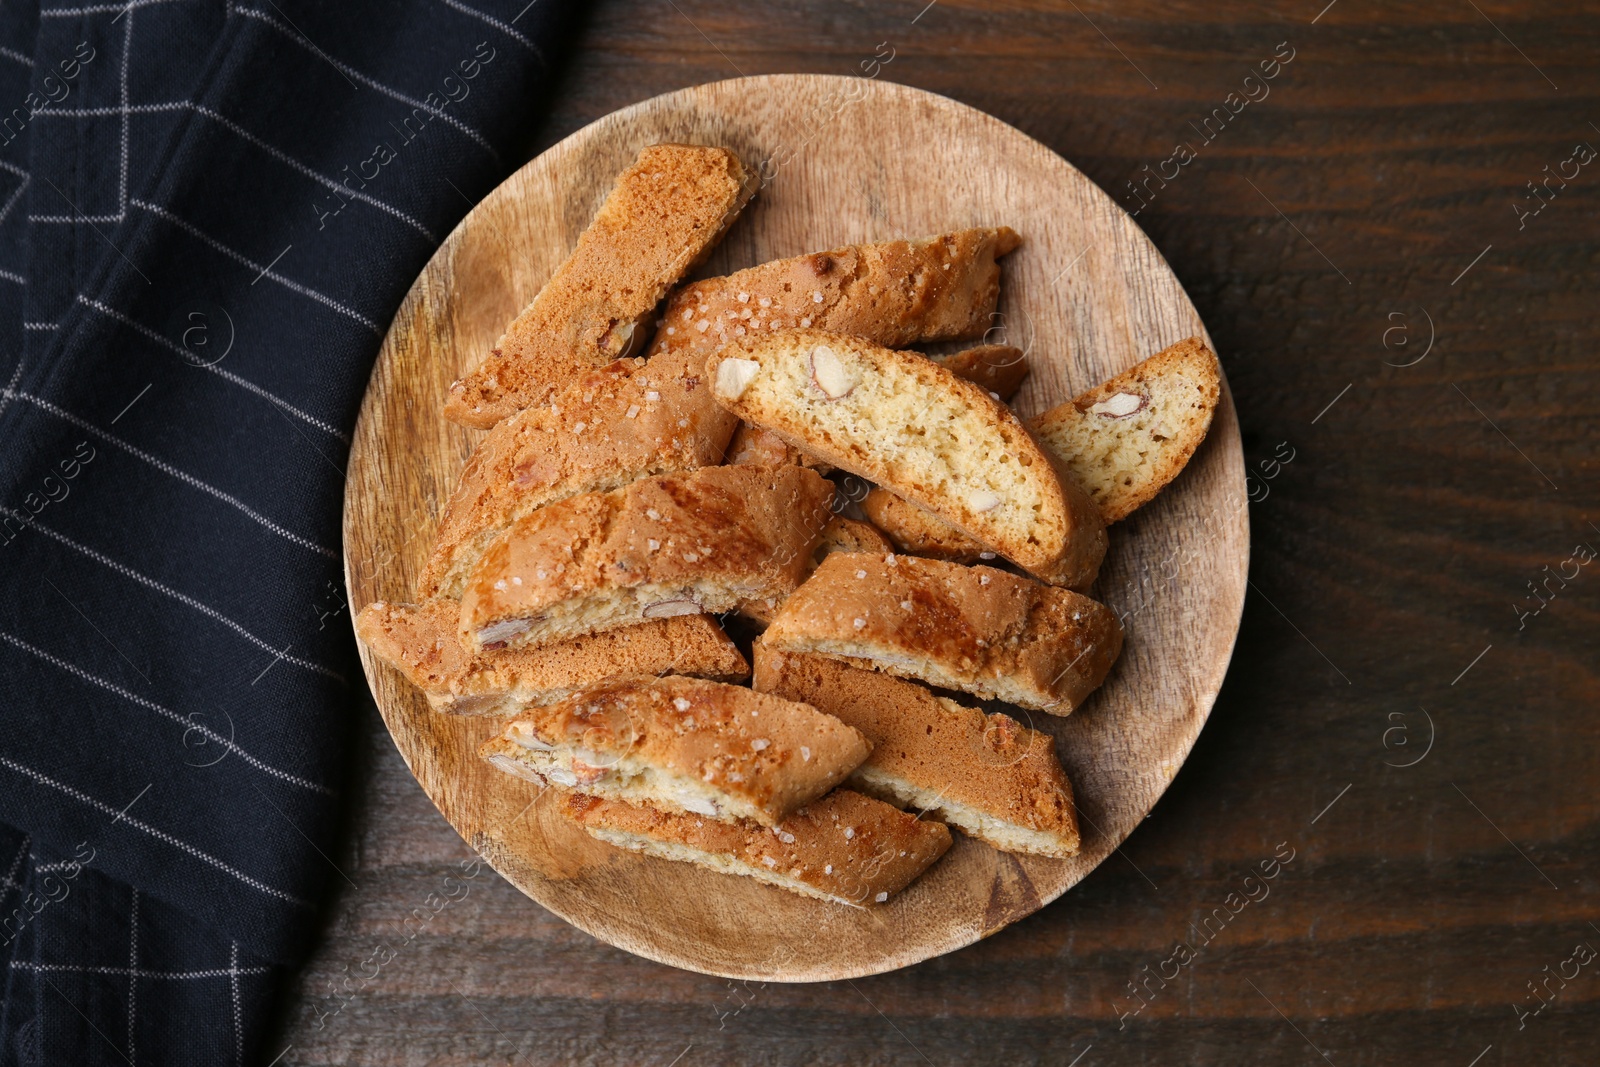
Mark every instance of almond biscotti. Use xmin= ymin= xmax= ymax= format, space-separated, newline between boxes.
xmin=724 ymin=344 xmax=1026 ymax=472
xmin=445 ymin=144 xmax=755 ymax=428
xmin=460 ymin=464 xmax=833 ymax=653
xmin=1032 ymin=336 xmax=1221 ymax=523
xmin=354 ymin=600 xmax=748 ymax=717
xmin=860 ymin=338 xmax=1221 ymax=558
xmin=480 ymin=676 xmax=870 ymax=827
xmin=418 ymin=346 xmax=738 ymax=600
xmin=644 ymin=228 xmax=1020 ymax=368
xmin=753 ymin=646 xmax=1079 ymax=858
xmin=762 ymin=553 xmax=1122 ymax=715
xmin=563 ymin=788 xmax=951 ymax=906
xmin=709 ymin=329 xmax=1106 ymax=588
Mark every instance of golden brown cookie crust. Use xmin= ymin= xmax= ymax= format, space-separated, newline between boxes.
xmin=645 ymin=228 xmax=1020 ymax=370
xmin=562 ymin=788 xmax=952 ymax=905
xmin=354 ymin=601 xmax=748 ymax=716
xmin=459 ymin=465 xmax=833 ymax=653
xmin=935 ymin=343 xmax=1029 ymax=401
xmin=481 ymin=675 xmax=870 ymax=827
xmin=860 ymin=488 xmax=987 ymax=563
xmin=752 ymin=646 xmax=1079 ymax=857
xmin=761 ymin=552 xmax=1122 ymax=715
xmin=419 ymin=346 xmax=738 ymax=600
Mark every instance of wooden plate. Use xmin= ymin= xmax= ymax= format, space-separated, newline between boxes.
xmin=343 ymin=75 xmax=1248 ymax=981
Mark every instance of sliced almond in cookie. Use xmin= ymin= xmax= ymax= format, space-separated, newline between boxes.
xmin=726 ymin=344 xmax=1026 ymax=478
xmin=562 ymin=788 xmax=951 ymax=906
xmin=1032 ymin=336 xmax=1221 ymax=523
xmin=480 ymin=675 xmax=869 ymax=828
xmin=708 ymin=329 xmax=1106 ymax=588
xmin=460 ymin=465 xmax=834 ymax=653
xmin=354 ymin=600 xmax=748 ymax=717
xmin=753 ymin=645 xmax=1079 ymax=858
xmin=445 ymin=144 xmax=756 ymax=428
xmin=761 ymin=552 xmax=1122 ymax=715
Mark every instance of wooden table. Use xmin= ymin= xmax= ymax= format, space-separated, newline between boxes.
xmin=280 ymin=3 xmax=1600 ymax=1063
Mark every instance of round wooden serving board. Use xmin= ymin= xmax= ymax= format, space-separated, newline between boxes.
xmin=343 ymin=75 xmax=1249 ymax=982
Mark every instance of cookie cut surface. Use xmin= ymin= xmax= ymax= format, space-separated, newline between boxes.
xmin=709 ymin=329 xmax=1106 ymax=588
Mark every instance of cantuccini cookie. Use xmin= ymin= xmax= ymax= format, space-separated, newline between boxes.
xmin=1032 ymin=336 xmax=1221 ymax=523
xmin=480 ymin=675 xmax=870 ymax=827
xmin=419 ymin=346 xmax=738 ymax=600
xmin=813 ymin=515 xmax=893 ymax=560
xmin=562 ymin=789 xmax=952 ymax=906
xmin=645 ymin=228 xmax=1021 ymax=368
xmin=446 ymin=144 xmax=756 ymax=428
xmin=725 ymin=344 xmax=1025 ymax=475
xmin=725 ymin=422 xmax=819 ymax=469
xmin=761 ymin=552 xmax=1122 ymax=715
xmin=709 ymin=329 xmax=1106 ymax=588
xmin=860 ymin=338 xmax=1222 ymax=556
xmin=753 ymin=646 xmax=1079 ymax=857
xmin=460 ymin=464 xmax=833 ymax=653
xmin=354 ymin=600 xmax=747 ymax=717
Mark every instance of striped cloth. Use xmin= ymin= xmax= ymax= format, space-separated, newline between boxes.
xmin=0 ymin=1 xmax=575 ymax=1062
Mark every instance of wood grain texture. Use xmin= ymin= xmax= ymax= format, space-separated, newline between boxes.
xmin=339 ymin=74 xmax=1246 ymax=982
xmin=279 ymin=2 xmax=1600 ymax=1064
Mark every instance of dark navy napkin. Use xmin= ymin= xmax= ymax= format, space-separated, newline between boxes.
xmin=0 ymin=2 xmax=576 ymax=1062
